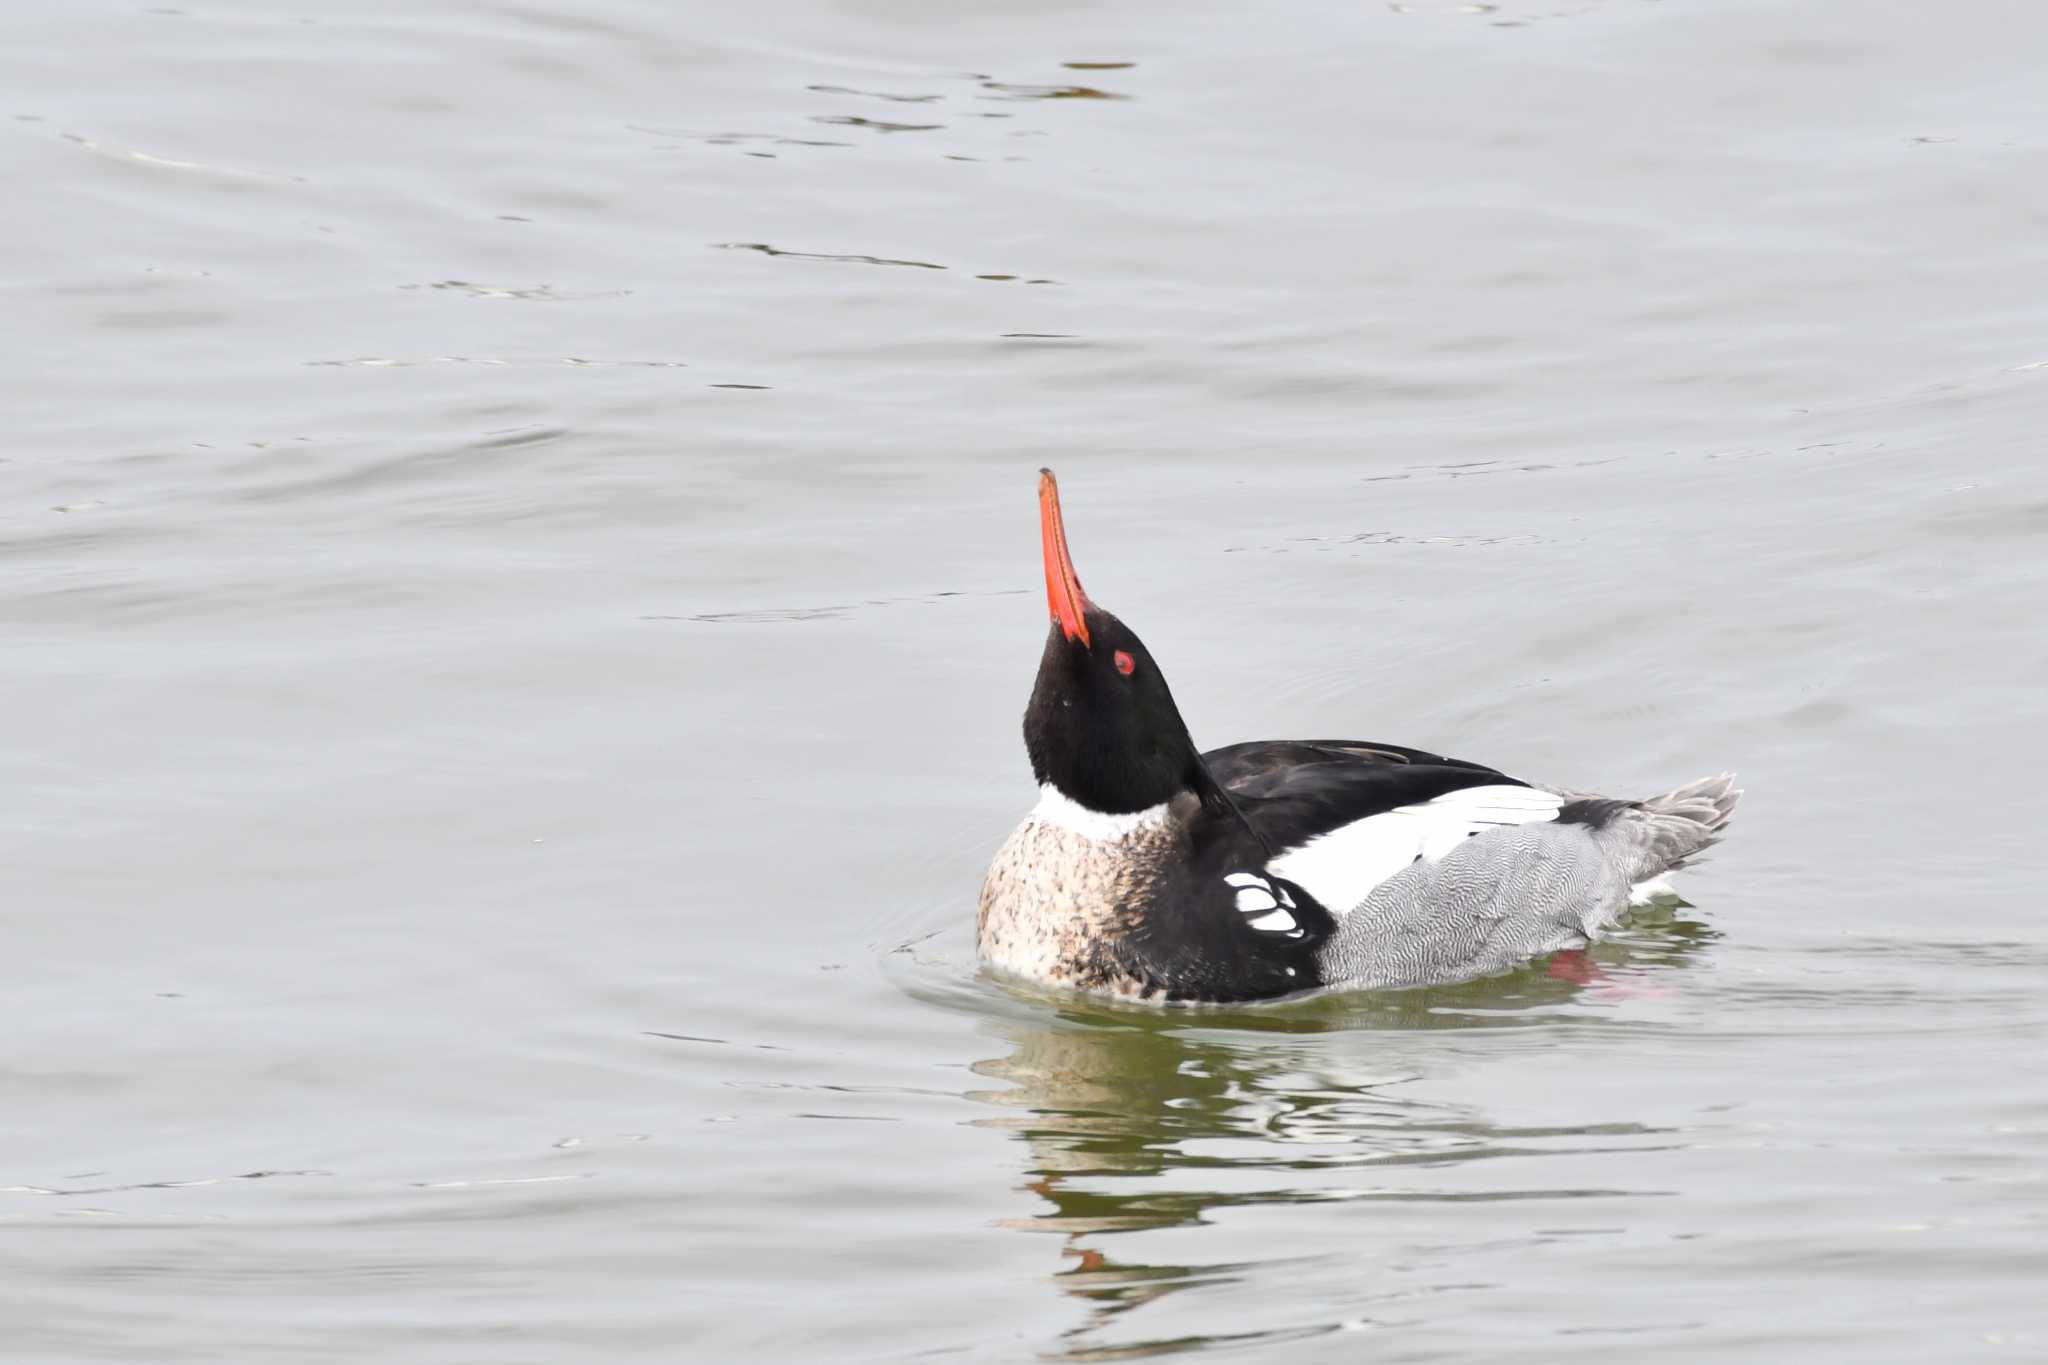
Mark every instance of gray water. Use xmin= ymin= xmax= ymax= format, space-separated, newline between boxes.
xmin=6 ymin=0 xmax=2047 ymax=1359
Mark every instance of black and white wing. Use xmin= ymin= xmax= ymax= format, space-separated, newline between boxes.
xmin=1208 ymin=741 xmax=1562 ymax=917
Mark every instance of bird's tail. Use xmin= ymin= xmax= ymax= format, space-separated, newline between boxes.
xmin=1599 ymin=773 xmax=1741 ymax=889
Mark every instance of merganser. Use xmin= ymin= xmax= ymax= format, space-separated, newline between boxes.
xmin=977 ymin=469 xmax=1740 ymax=1004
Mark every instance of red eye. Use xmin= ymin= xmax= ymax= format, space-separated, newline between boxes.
xmin=1114 ymin=650 xmax=1135 ymax=676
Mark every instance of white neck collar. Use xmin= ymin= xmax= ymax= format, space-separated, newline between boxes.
xmin=1031 ymin=784 xmax=1173 ymax=841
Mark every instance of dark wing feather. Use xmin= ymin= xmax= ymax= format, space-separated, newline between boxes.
xmin=1200 ymin=738 xmax=1508 ymax=790
xmin=1198 ymin=738 xmax=1526 ymax=857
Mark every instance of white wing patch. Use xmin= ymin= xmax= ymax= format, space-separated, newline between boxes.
xmin=1223 ymin=871 xmax=1303 ymax=937
xmin=1265 ymin=784 xmax=1564 ymax=917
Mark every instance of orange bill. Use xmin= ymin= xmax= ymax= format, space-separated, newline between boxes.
xmin=1038 ymin=468 xmax=1091 ymax=647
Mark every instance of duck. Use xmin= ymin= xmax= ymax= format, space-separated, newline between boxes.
xmin=977 ymin=469 xmax=1740 ymax=1004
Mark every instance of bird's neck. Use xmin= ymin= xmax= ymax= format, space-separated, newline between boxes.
xmin=1030 ymin=784 xmax=1181 ymax=842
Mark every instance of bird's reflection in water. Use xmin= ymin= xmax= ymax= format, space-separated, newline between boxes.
xmin=965 ymin=912 xmax=1718 ymax=1358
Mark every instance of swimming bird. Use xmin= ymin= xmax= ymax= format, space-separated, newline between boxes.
xmin=978 ymin=469 xmax=1739 ymax=1004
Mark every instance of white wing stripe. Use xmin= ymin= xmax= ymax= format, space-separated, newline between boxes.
xmin=1266 ymin=784 xmax=1563 ymax=917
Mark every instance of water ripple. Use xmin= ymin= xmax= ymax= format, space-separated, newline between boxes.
xmin=713 ymin=240 xmax=945 ymax=270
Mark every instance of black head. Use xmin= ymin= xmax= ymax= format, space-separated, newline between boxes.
xmin=1021 ymin=470 xmax=1213 ymax=817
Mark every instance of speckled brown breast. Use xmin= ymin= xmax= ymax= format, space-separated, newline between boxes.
xmin=976 ymin=812 xmax=1182 ymax=1000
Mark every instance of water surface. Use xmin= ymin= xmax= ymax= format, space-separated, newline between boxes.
xmin=6 ymin=0 xmax=2047 ymax=1358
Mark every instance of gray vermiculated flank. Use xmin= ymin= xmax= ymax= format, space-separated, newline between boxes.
xmin=1311 ymin=822 xmax=1619 ymax=990
xmin=1314 ymin=773 xmax=1741 ymax=991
